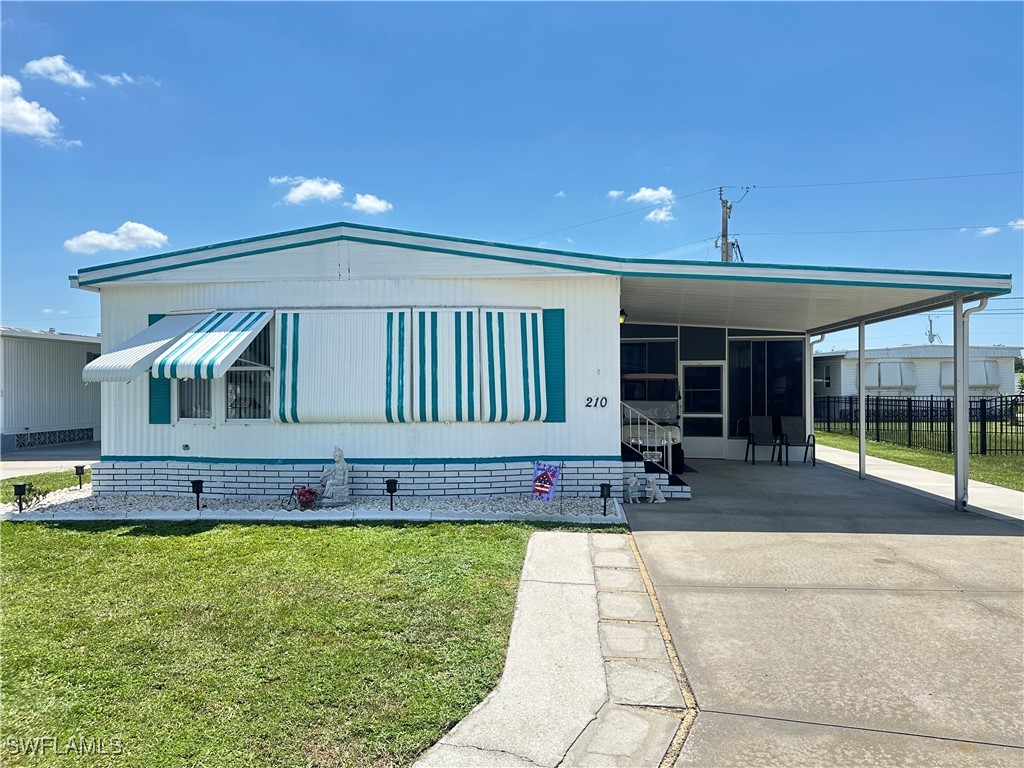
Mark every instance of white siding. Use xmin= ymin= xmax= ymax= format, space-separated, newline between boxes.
xmin=97 ymin=274 xmax=620 ymax=463
xmin=2 ymin=337 xmax=101 ymax=435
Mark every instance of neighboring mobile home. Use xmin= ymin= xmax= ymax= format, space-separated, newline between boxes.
xmin=813 ymin=345 xmax=1021 ymax=398
xmin=1 ymin=327 xmax=101 ymax=452
xmin=73 ymin=221 xmax=1011 ymax=499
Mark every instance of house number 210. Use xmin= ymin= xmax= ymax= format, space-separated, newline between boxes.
xmin=585 ymin=397 xmax=608 ymax=408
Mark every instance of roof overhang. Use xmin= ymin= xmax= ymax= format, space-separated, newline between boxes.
xmin=620 ymin=276 xmax=1006 ymax=335
xmin=69 ymin=220 xmax=1011 ymax=335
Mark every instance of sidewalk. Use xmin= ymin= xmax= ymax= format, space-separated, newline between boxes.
xmin=415 ymin=531 xmax=695 ymax=767
xmin=1 ymin=442 xmax=101 ymax=480
xmin=815 ymin=444 xmax=1023 ymax=526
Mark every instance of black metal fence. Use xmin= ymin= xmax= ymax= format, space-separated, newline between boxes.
xmin=814 ymin=394 xmax=1024 ymax=455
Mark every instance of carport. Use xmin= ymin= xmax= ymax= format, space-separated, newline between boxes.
xmin=615 ymin=259 xmax=1011 ymax=510
xmin=627 ymin=460 xmax=1024 ymax=763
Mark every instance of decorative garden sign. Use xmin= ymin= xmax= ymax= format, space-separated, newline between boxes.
xmin=531 ymin=462 xmax=561 ymax=502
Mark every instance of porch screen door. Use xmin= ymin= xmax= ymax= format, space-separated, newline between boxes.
xmin=680 ymin=363 xmax=725 ymax=458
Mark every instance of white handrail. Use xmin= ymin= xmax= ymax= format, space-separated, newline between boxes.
xmin=621 ymin=402 xmax=674 ymax=475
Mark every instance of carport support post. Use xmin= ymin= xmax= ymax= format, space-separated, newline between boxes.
xmin=953 ymin=295 xmax=989 ymax=511
xmin=953 ymin=295 xmax=967 ymax=510
xmin=857 ymin=321 xmax=866 ymax=479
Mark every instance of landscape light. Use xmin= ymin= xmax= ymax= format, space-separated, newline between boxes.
xmin=599 ymin=483 xmax=612 ymax=516
xmin=191 ymin=479 xmax=204 ymax=511
xmin=74 ymin=465 xmax=86 ymax=489
xmin=13 ymin=483 xmax=27 ymax=513
xmin=386 ymin=478 xmax=399 ymax=511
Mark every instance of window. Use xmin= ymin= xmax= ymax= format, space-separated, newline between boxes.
xmin=226 ymin=325 xmax=272 ymax=420
xmin=728 ymin=339 xmax=803 ymax=438
xmin=824 ymin=365 xmax=831 ymax=388
xmin=171 ymin=323 xmax=273 ymax=423
xmin=178 ymin=379 xmax=212 ymax=419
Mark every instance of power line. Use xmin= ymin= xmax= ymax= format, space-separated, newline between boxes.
xmin=512 ymin=186 xmax=722 ymax=243
xmin=733 ymin=224 xmax=1010 ymax=236
xmin=754 ymin=171 xmax=1023 ymax=190
xmin=635 ymin=236 xmax=718 ymax=257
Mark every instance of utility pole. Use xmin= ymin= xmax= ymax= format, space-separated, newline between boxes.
xmin=720 ymin=188 xmax=732 ymax=262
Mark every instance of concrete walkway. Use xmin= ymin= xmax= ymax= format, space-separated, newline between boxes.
xmin=416 ymin=531 xmax=694 ymax=767
xmin=815 ymin=444 xmax=1023 ymax=526
xmin=0 ymin=442 xmax=100 ymax=480
xmin=629 ymin=459 xmax=1024 ymax=767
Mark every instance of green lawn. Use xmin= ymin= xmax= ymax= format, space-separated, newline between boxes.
xmin=1 ymin=468 xmax=91 ymax=504
xmin=0 ymin=520 xmax=620 ymax=767
xmin=815 ymin=431 xmax=1024 ymax=492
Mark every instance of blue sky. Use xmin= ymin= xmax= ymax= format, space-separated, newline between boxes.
xmin=2 ymin=2 xmax=1021 ymax=352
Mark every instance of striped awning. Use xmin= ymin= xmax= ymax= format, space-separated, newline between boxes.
xmin=152 ymin=310 xmax=273 ymax=379
xmin=82 ymin=314 xmax=208 ymax=383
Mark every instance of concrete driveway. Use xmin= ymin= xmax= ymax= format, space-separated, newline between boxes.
xmin=0 ymin=441 xmax=100 ymax=479
xmin=628 ymin=459 xmax=1024 ymax=767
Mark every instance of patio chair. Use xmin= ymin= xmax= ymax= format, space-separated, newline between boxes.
xmin=779 ymin=416 xmax=816 ymax=466
xmin=744 ymin=415 xmax=779 ymax=466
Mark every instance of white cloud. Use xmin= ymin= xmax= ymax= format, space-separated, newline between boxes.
xmin=0 ymin=75 xmax=80 ymax=147
xmin=22 ymin=55 xmax=92 ymax=88
xmin=977 ymin=226 xmax=1000 ymax=237
xmin=42 ymin=308 xmax=55 ymax=314
xmin=1008 ymin=218 xmax=1024 ymax=231
xmin=607 ymin=190 xmax=624 ymax=200
xmin=554 ymin=190 xmax=566 ymax=198
xmin=63 ymin=221 xmax=168 ymax=254
xmin=99 ymin=72 xmax=159 ymax=87
xmin=349 ymin=193 xmax=393 ymax=215
xmin=627 ymin=186 xmax=674 ymax=205
xmin=269 ymin=175 xmax=344 ymax=205
xmin=99 ymin=73 xmax=135 ymax=86
xmin=644 ymin=207 xmax=675 ymax=224
xmin=566 ymin=238 xmax=574 ymax=245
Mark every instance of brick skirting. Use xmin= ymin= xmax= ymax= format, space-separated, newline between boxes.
xmin=90 ymin=460 xmax=625 ymax=500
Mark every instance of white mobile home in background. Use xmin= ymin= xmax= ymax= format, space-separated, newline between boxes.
xmin=814 ymin=345 xmax=1020 ymax=398
xmin=72 ymin=221 xmax=1012 ymax=501
xmin=1 ymin=327 xmax=101 ymax=452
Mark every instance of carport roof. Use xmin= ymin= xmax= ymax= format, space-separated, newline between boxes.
xmin=69 ymin=220 xmax=1011 ymax=334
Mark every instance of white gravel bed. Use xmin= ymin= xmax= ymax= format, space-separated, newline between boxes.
xmin=1 ymin=485 xmax=625 ymax=524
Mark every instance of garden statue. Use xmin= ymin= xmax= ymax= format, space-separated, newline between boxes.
xmin=645 ymin=477 xmax=667 ymax=504
xmin=318 ymin=447 xmax=351 ymax=505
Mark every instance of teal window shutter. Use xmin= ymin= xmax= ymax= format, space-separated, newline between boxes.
xmin=542 ymin=309 xmax=565 ymax=422
xmin=148 ymin=314 xmax=171 ymax=424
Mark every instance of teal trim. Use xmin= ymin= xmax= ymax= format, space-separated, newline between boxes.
xmin=75 ymin=218 xmax=1011 ymax=281
xmin=430 ymin=311 xmax=439 ymax=422
xmin=497 ymin=313 xmax=508 ymax=422
xmin=74 ymin=226 xmax=1012 ymax=296
xmin=385 ymin=312 xmax=394 ymax=423
xmin=531 ymin=312 xmax=542 ymax=420
xmin=198 ymin=311 xmax=256 ymax=379
xmin=467 ymin=312 xmax=475 ymax=422
xmin=162 ymin=312 xmax=223 ymax=379
xmin=454 ymin=311 xmax=463 ymax=423
xmin=101 ymin=454 xmax=622 ymax=465
xmin=147 ymin=314 xmax=171 ymax=425
xmin=520 ymin=312 xmax=531 ymax=421
xmin=289 ymin=313 xmax=299 ymax=423
xmin=485 ymin=312 xmax=496 ymax=422
xmin=418 ymin=311 xmax=427 ymax=422
xmin=542 ymin=309 xmax=566 ymax=423
xmin=278 ymin=313 xmax=289 ymax=423
xmin=397 ymin=313 xmax=406 ymax=423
